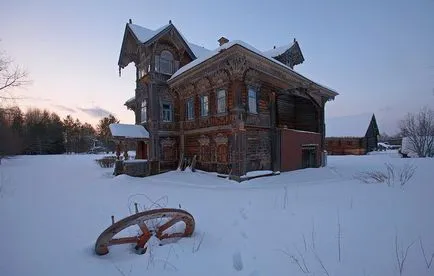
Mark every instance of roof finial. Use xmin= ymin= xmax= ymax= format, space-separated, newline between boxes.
xmin=293 ymin=37 xmax=296 ymax=43
xmin=273 ymin=45 xmax=276 ymax=49
xmin=129 ymin=19 xmax=132 ymax=24
xmin=169 ymin=20 xmax=172 ymax=24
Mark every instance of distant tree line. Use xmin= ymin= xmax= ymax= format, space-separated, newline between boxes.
xmin=0 ymin=106 xmax=119 ymax=161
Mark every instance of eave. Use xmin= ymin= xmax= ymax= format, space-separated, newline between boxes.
xmin=168 ymin=41 xmax=338 ymax=100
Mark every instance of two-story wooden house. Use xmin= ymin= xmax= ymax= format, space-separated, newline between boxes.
xmin=118 ymin=20 xmax=338 ymax=181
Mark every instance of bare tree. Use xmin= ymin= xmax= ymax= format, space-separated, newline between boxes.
xmin=399 ymin=107 xmax=434 ymax=157
xmin=0 ymin=43 xmax=29 ymax=102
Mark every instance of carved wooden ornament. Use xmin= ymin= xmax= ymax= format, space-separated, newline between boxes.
xmin=198 ymin=135 xmax=210 ymax=146
xmin=214 ymin=133 xmax=228 ymax=145
xmin=226 ymin=56 xmax=247 ymax=80
xmin=161 ymin=137 xmax=176 ymax=147
xmin=211 ymin=70 xmax=230 ymax=88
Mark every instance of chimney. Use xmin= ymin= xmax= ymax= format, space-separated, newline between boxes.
xmin=129 ymin=19 xmax=132 ymax=24
xmin=218 ymin=37 xmax=229 ymax=46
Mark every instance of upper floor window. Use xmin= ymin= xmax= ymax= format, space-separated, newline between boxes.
xmin=154 ymin=50 xmax=179 ymax=75
xmin=217 ymin=89 xmax=226 ymax=113
xmin=200 ymin=95 xmax=209 ymax=117
xmin=160 ymin=50 xmax=173 ymax=74
xmin=138 ymin=58 xmax=151 ymax=79
xmin=248 ymin=87 xmax=258 ymax=114
xmin=186 ymin=97 xmax=194 ymax=120
xmin=141 ymin=99 xmax=147 ymax=123
xmin=138 ymin=67 xmax=146 ymax=79
xmin=161 ymin=102 xmax=172 ymax=122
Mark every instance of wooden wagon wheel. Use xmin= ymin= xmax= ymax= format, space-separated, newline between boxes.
xmin=95 ymin=208 xmax=195 ymax=255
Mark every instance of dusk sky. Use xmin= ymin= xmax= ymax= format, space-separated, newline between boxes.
xmin=1 ymin=0 xmax=433 ymax=134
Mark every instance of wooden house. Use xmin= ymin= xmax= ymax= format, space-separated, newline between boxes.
xmin=118 ymin=20 xmax=338 ymax=180
xmin=326 ymin=114 xmax=379 ymax=155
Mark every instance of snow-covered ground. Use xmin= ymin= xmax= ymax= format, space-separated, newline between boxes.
xmin=0 ymin=152 xmax=433 ymax=275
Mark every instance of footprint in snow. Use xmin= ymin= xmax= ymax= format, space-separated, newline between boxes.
xmin=239 ymin=208 xmax=248 ymax=220
xmin=232 ymin=251 xmax=243 ymax=271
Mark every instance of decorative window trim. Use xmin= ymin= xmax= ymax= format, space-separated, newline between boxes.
xmin=186 ymin=97 xmax=194 ymax=121
xmin=216 ymin=89 xmax=227 ymax=114
xmin=200 ymin=94 xmax=209 ymax=117
xmin=247 ymin=86 xmax=259 ymax=114
xmin=161 ymin=101 xmax=173 ymax=122
xmin=154 ymin=50 xmax=179 ymax=75
xmin=214 ymin=133 xmax=228 ymax=145
xmin=161 ymin=137 xmax=176 ymax=147
xmin=198 ymin=135 xmax=210 ymax=146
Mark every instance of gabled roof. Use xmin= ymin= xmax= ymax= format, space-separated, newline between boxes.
xmin=263 ymin=40 xmax=305 ymax=67
xmin=118 ymin=22 xmax=211 ymax=68
xmin=168 ymin=40 xmax=337 ymax=97
xmin=128 ymin=23 xmax=170 ymax=44
xmin=263 ymin=43 xmax=295 ymax=57
xmin=326 ymin=113 xmax=376 ymax=138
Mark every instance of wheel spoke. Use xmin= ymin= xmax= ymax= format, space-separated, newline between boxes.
xmin=156 ymin=216 xmax=182 ymax=237
xmin=138 ymin=222 xmax=150 ymax=236
xmin=109 ymin=237 xmax=138 ymax=245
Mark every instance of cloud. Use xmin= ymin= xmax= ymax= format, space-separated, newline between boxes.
xmin=77 ymin=106 xmax=113 ymax=118
xmin=52 ymin=104 xmax=76 ymax=113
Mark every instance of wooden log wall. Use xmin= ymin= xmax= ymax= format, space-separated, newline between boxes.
xmin=325 ymin=137 xmax=366 ymax=155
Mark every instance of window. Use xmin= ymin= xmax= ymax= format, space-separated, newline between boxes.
xmin=141 ymin=99 xmax=147 ymax=123
xmin=217 ymin=90 xmax=226 ymax=113
xmin=138 ymin=58 xmax=150 ymax=79
xmin=160 ymin=50 xmax=173 ymax=74
xmin=154 ymin=51 xmax=179 ymax=75
xmin=138 ymin=67 xmax=146 ymax=79
xmin=162 ymin=102 xmax=172 ymax=122
xmin=186 ymin=98 xmax=194 ymax=120
xmin=248 ymin=87 xmax=258 ymax=114
xmin=200 ymin=95 xmax=209 ymax=117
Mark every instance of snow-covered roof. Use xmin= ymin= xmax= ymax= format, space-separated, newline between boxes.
xmin=262 ymin=43 xmax=295 ymax=58
xmin=109 ymin=123 xmax=149 ymax=139
xmin=124 ymin=96 xmax=135 ymax=105
xmin=169 ymin=40 xmax=239 ymax=80
xmin=169 ymin=40 xmax=337 ymax=96
xmin=326 ymin=113 xmax=374 ymax=138
xmin=187 ymin=42 xmax=211 ymax=59
xmin=128 ymin=23 xmax=170 ymax=44
xmin=128 ymin=23 xmax=211 ymax=58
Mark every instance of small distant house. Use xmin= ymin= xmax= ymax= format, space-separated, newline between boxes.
xmin=326 ymin=114 xmax=379 ymax=155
